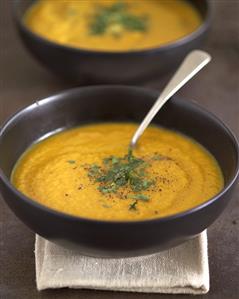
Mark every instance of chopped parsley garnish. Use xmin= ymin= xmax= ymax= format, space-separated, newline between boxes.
xmin=88 ymin=149 xmax=154 ymax=199
xmin=87 ymin=149 xmax=171 ymax=212
xmin=89 ymin=1 xmax=148 ymax=37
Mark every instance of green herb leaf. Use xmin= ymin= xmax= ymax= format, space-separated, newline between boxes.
xmin=67 ymin=160 xmax=76 ymax=164
xmin=89 ymin=1 xmax=148 ymax=36
xmin=129 ymin=200 xmax=138 ymax=211
xmin=88 ymin=164 xmax=102 ymax=178
xmin=131 ymin=194 xmax=149 ymax=201
xmin=121 ymin=14 xmax=148 ymax=31
xmin=98 ymin=183 xmax=117 ymax=193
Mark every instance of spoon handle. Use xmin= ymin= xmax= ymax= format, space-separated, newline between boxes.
xmin=130 ymin=50 xmax=211 ymax=148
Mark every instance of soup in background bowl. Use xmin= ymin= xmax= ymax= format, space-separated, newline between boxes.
xmin=0 ymin=86 xmax=237 ymax=257
xmin=24 ymin=0 xmax=202 ymax=52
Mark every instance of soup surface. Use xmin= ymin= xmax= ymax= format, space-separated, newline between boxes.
xmin=12 ymin=123 xmax=223 ymax=221
xmin=24 ymin=0 xmax=202 ymax=51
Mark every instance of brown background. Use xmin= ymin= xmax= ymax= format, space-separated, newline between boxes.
xmin=0 ymin=1 xmax=239 ymax=298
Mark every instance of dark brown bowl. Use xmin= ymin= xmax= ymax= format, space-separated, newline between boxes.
xmin=0 ymin=86 xmax=238 ymax=257
xmin=12 ymin=0 xmax=211 ymax=84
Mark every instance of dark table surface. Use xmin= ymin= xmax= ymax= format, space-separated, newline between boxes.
xmin=0 ymin=1 xmax=239 ymax=298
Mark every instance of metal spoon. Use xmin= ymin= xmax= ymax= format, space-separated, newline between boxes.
xmin=130 ymin=50 xmax=211 ymax=149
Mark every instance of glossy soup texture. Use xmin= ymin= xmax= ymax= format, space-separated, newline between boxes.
xmin=12 ymin=123 xmax=223 ymax=221
xmin=24 ymin=0 xmax=202 ymax=51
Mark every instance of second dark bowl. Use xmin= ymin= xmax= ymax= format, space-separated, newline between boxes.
xmin=0 ymin=86 xmax=238 ymax=257
xmin=13 ymin=0 xmax=211 ymax=84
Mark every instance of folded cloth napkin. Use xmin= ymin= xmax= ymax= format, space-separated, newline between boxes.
xmin=35 ymin=231 xmax=209 ymax=294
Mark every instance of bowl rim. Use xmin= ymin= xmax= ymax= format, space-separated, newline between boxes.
xmin=12 ymin=0 xmax=212 ymax=56
xmin=0 ymin=85 xmax=238 ymax=226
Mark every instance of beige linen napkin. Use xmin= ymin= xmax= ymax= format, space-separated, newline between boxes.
xmin=35 ymin=231 xmax=209 ymax=294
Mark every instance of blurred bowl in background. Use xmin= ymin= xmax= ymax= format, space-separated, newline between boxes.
xmin=12 ymin=0 xmax=212 ymax=84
